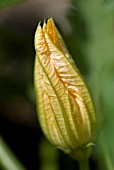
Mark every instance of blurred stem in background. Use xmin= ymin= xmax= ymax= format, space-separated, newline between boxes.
xmin=78 ymin=160 xmax=90 ymax=170
xmin=97 ymin=132 xmax=114 ymax=170
xmin=39 ymin=138 xmax=59 ymax=170
xmin=0 ymin=136 xmax=27 ymax=170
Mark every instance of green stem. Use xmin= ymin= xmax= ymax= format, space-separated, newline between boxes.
xmin=0 ymin=136 xmax=27 ymax=170
xmin=78 ymin=159 xmax=90 ymax=170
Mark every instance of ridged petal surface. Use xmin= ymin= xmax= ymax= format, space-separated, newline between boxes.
xmin=34 ymin=18 xmax=96 ymax=150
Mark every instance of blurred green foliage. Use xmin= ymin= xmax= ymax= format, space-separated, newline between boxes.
xmin=0 ymin=0 xmax=114 ymax=170
xmin=0 ymin=0 xmax=26 ymax=9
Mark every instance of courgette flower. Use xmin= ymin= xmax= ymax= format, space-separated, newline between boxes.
xmin=34 ymin=18 xmax=96 ymax=160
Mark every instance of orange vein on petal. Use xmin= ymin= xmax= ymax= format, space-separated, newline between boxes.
xmin=46 ymin=18 xmax=62 ymax=51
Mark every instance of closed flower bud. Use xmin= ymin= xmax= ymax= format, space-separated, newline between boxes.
xmin=34 ymin=18 xmax=96 ymax=160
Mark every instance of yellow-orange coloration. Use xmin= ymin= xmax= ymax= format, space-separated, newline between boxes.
xmin=34 ymin=18 xmax=96 ymax=160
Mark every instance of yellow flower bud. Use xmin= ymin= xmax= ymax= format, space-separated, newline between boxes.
xmin=34 ymin=18 xmax=96 ymax=160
